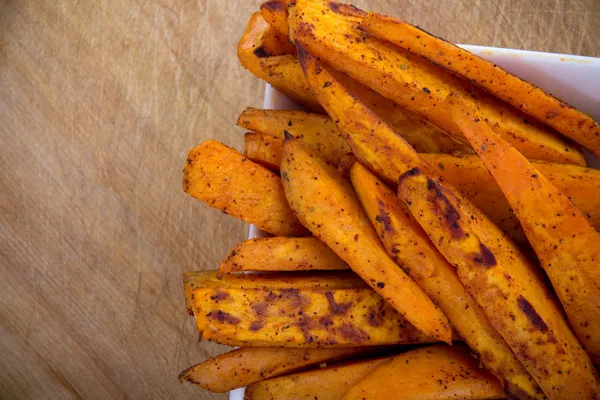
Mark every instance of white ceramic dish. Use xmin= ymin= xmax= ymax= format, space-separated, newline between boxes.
xmin=230 ymin=45 xmax=600 ymax=400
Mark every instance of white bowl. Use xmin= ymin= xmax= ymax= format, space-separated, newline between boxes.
xmin=231 ymin=45 xmax=600 ymax=400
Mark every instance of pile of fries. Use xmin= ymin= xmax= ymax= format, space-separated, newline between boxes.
xmin=179 ymin=1 xmax=600 ymax=399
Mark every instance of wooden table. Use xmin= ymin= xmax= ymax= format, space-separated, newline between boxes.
xmin=1 ymin=0 xmax=598 ymax=398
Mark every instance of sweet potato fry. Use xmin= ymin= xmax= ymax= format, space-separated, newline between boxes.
xmin=238 ymin=12 xmax=323 ymax=111
xmin=297 ymin=46 xmax=433 ymax=182
xmin=182 ymin=140 xmax=307 ymax=236
xmin=397 ymin=167 xmax=600 ymax=399
xmin=260 ymin=0 xmax=289 ymax=36
xmin=244 ymin=131 xmax=282 ymax=171
xmin=447 ymin=93 xmax=600 ymax=369
xmin=343 ymin=345 xmax=505 ymax=400
xmin=259 ymin=19 xmax=296 ymax=56
xmin=183 ymin=270 xmax=366 ymax=315
xmin=178 ymin=346 xmax=374 ymax=393
xmin=187 ymin=271 xmax=436 ymax=347
xmin=239 ymin=108 xmax=350 ymax=165
xmin=218 ymin=236 xmax=348 ymax=275
xmin=280 ymin=138 xmax=452 ymax=343
xmin=245 ymin=356 xmax=393 ymax=400
xmin=289 ymin=0 xmax=585 ymax=165
xmin=328 ymin=68 xmax=471 ymax=155
xmin=361 ymin=12 xmax=600 ymax=156
xmin=350 ymin=163 xmax=542 ymax=398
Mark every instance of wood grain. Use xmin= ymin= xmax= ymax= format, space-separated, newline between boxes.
xmin=0 ymin=0 xmax=598 ymax=398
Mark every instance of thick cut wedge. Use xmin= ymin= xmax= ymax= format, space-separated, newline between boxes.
xmin=448 ymin=93 xmax=600 ymax=369
xmin=178 ymin=346 xmax=374 ymax=393
xmin=182 ymin=140 xmax=307 ymax=236
xmin=244 ymin=131 xmax=283 ymax=171
xmin=397 ymin=167 xmax=600 ymax=399
xmin=239 ymin=108 xmax=350 ymax=165
xmin=187 ymin=271 xmax=435 ymax=347
xmin=183 ymin=270 xmax=366 ymax=315
xmin=343 ymin=345 xmax=505 ymax=400
xmin=238 ymin=12 xmax=323 ymax=111
xmin=350 ymin=163 xmax=542 ymax=398
xmin=280 ymin=138 xmax=452 ymax=343
xmin=218 ymin=236 xmax=348 ymax=275
xmin=361 ymin=12 xmax=600 ymax=156
xmin=297 ymin=46 xmax=433 ymax=183
xmin=289 ymin=0 xmax=585 ymax=165
xmin=245 ymin=356 xmax=392 ymax=400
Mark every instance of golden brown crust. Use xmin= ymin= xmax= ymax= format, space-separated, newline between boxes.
xmin=218 ymin=236 xmax=348 ymax=275
xmin=188 ymin=271 xmax=435 ymax=347
xmin=182 ymin=140 xmax=308 ymax=236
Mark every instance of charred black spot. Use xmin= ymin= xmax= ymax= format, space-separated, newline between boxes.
xmin=470 ymin=242 xmax=497 ymax=268
xmin=253 ymin=46 xmax=268 ymax=58
xmin=260 ymin=0 xmax=284 ymax=12
xmin=281 ymin=288 xmax=305 ymax=309
xmin=319 ymin=315 xmax=334 ymax=327
xmin=325 ymin=292 xmax=352 ymax=315
xmin=208 ymin=310 xmax=240 ymax=325
xmin=517 ymin=296 xmax=549 ymax=333
xmin=210 ymin=290 xmax=230 ymax=301
xmin=265 ymin=291 xmax=277 ymax=302
xmin=283 ymin=130 xmax=293 ymax=141
xmin=295 ymin=316 xmax=314 ymax=342
xmin=426 ymin=179 xmax=465 ymax=239
xmin=338 ymin=323 xmax=369 ymax=342
xmin=398 ymin=167 xmax=422 ymax=189
xmin=323 ymin=81 xmax=332 ymax=88
xmin=376 ymin=282 xmax=385 ymax=289
xmin=249 ymin=321 xmax=264 ymax=331
xmin=252 ymin=301 xmax=269 ymax=317
xmin=296 ymin=43 xmax=315 ymax=74
xmin=376 ymin=199 xmax=394 ymax=233
xmin=367 ymin=305 xmax=385 ymax=327
xmin=427 ymin=178 xmax=436 ymax=190
xmin=328 ymin=2 xmax=366 ymax=17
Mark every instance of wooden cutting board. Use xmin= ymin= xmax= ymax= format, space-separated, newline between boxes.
xmin=1 ymin=0 xmax=598 ymax=398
